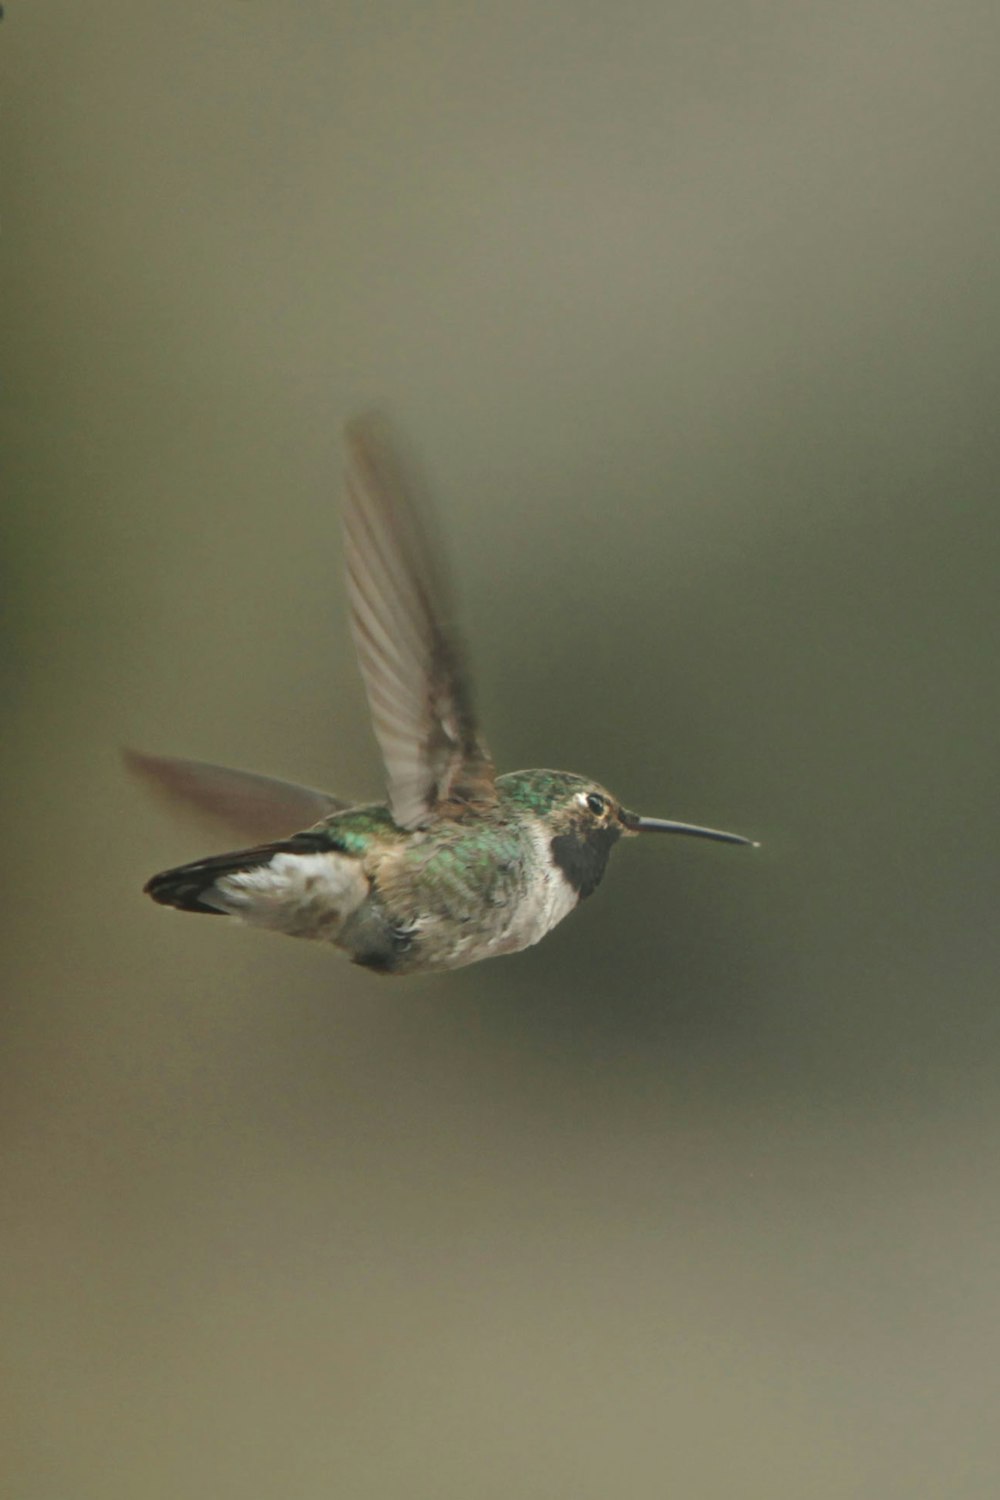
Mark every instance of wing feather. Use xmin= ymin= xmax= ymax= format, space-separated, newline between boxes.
xmin=343 ymin=415 xmax=496 ymax=829
xmin=124 ymin=750 xmax=345 ymax=843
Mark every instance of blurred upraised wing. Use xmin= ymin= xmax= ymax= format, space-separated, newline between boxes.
xmin=343 ymin=415 xmax=496 ymax=830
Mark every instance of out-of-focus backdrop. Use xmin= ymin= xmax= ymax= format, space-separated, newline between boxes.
xmin=5 ymin=3 xmax=1000 ymax=1495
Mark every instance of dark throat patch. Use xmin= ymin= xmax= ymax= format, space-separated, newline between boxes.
xmin=549 ymin=825 xmax=621 ymax=901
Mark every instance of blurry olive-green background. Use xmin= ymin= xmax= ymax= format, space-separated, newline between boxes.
xmin=5 ymin=2 xmax=1000 ymax=1495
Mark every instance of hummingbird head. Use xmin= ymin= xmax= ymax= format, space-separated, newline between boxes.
xmin=500 ymin=770 xmax=755 ymax=903
xmin=534 ymin=776 xmax=629 ymax=900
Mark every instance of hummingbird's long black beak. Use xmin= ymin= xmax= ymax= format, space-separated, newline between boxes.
xmin=623 ymin=811 xmax=758 ymax=847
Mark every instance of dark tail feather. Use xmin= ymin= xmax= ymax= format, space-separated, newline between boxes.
xmin=144 ymin=832 xmax=329 ymax=915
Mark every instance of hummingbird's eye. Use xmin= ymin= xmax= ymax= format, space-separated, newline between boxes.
xmin=585 ymin=792 xmax=607 ymax=817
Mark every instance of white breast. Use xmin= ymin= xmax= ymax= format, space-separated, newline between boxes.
xmin=511 ymin=824 xmax=580 ymax=944
xmin=449 ymin=824 xmax=580 ymax=965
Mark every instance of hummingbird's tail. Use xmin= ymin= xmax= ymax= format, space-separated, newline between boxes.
xmin=143 ymin=830 xmax=369 ymax=940
xmin=144 ymin=838 xmax=311 ymax=914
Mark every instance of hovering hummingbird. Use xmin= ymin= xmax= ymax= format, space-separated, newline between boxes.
xmin=132 ymin=416 xmax=756 ymax=974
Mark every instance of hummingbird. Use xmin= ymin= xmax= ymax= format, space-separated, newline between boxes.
xmin=131 ymin=416 xmax=756 ymax=975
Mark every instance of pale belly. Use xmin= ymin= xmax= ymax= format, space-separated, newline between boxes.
xmin=369 ymin=822 xmax=580 ymax=973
